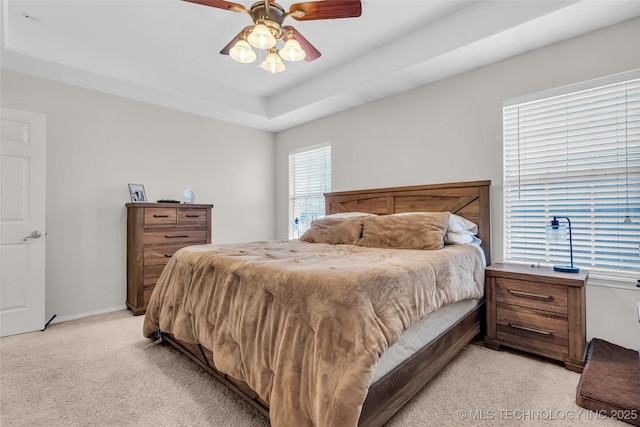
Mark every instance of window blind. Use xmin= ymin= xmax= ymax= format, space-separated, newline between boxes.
xmin=288 ymin=143 xmax=331 ymax=239
xmin=503 ymin=75 xmax=640 ymax=276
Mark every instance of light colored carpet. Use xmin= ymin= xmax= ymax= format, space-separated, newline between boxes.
xmin=0 ymin=310 xmax=625 ymax=426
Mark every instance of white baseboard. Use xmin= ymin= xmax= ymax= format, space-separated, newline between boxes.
xmin=48 ymin=305 xmax=127 ymax=324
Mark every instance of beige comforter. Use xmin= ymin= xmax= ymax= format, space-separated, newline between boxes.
xmin=143 ymin=240 xmax=484 ymax=427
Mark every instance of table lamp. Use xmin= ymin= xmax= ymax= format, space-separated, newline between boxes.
xmin=545 ymin=216 xmax=580 ymax=273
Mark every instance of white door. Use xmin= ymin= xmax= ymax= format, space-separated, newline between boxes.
xmin=0 ymin=108 xmax=46 ymax=336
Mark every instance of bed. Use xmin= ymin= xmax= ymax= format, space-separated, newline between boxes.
xmin=143 ymin=180 xmax=491 ymax=427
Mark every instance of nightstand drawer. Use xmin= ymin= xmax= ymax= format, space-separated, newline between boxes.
xmin=496 ymin=304 xmax=568 ymax=357
xmin=495 ymin=277 xmax=567 ymax=314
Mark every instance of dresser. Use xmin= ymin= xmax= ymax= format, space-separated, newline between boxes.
xmin=484 ymin=263 xmax=588 ymax=372
xmin=126 ymin=203 xmax=213 ymax=315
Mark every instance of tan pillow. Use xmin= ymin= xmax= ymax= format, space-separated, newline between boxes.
xmin=300 ymin=216 xmax=367 ymax=244
xmin=356 ymin=212 xmax=450 ymax=250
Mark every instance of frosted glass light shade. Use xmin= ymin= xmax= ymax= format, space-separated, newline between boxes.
xmin=229 ymin=39 xmax=256 ymax=63
xmin=279 ymin=38 xmax=305 ymax=62
xmin=545 ymin=222 xmax=567 ymax=241
xmin=261 ymin=51 xmax=285 ymax=73
xmin=248 ymin=23 xmax=276 ymax=49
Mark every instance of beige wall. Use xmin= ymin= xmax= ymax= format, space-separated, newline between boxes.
xmin=275 ymin=17 xmax=640 ymax=349
xmin=1 ymin=70 xmax=275 ymax=321
xmin=586 ymin=284 xmax=640 ymax=352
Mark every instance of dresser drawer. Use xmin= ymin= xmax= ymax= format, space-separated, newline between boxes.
xmin=496 ymin=303 xmax=568 ymax=357
xmin=143 ymin=229 xmax=207 ymax=245
xmin=179 ymin=209 xmax=208 ymax=224
xmin=144 ymin=244 xmax=190 ymax=266
xmin=143 ymin=286 xmax=155 ymax=308
xmin=145 ymin=208 xmax=177 ymax=225
xmin=144 ymin=265 xmax=166 ymax=286
xmin=495 ymin=277 xmax=567 ymax=314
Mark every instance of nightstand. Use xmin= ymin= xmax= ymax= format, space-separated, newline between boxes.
xmin=484 ymin=263 xmax=588 ymax=372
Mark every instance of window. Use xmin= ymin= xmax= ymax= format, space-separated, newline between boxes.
xmin=503 ymin=72 xmax=640 ymax=278
xmin=288 ymin=143 xmax=331 ymax=239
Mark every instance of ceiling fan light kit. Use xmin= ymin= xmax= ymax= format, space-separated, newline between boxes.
xmin=229 ymin=38 xmax=257 ymax=63
xmin=279 ymin=37 xmax=305 ymax=62
xmin=247 ymin=22 xmax=277 ymax=49
xmin=185 ymin=0 xmax=362 ymax=74
xmin=261 ymin=48 xmax=286 ymax=73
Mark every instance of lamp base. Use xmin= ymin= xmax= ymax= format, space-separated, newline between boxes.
xmin=553 ymin=265 xmax=580 ymax=273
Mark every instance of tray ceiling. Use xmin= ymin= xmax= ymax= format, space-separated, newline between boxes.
xmin=2 ymin=0 xmax=640 ymax=131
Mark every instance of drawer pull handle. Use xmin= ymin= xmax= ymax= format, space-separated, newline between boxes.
xmin=185 ymin=214 xmax=200 ymax=218
xmin=165 ymin=234 xmax=189 ymax=238
xmin=508 ymin=290 xmax=554 ymax=301
xmin=153 ymin=214 xmax=170 ymax=218
xmin=164 ymin=254 xmax=173 ymax=258
xmin=508 ymin=323 xmax=555 ymax=336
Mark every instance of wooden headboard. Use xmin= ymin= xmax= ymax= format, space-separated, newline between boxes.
xmin=324 ymin=180 xmax=491 ymax=265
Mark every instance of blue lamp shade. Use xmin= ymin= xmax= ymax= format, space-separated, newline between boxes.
xmin=545 ymin=216 xmax=580 ymax=273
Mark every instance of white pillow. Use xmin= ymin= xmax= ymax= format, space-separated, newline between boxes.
xmin=445 ymin=231 xmax=475 ymax=245
xmin=445 ymin=213 xmax=479 ymax=245
xmin=448 ymin=213 xmax=478 ymax=234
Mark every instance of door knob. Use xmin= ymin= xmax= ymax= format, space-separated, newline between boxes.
xmin=23 ymin=231 xmax=42 ymax=241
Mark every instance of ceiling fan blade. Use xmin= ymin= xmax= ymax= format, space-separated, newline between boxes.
xmin=283 ymin=26 xmax=321 ymax=62
xmin=289 ymin=0 xmax=361 ymax=21
xmin=220 ymin=26 xmax=254 ymax=55
xmin=182 ymin=0 xmax=247 ymax=13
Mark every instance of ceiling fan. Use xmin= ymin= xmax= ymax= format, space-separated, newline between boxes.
xmin=184 ymin=0 xmax=362 ymax=73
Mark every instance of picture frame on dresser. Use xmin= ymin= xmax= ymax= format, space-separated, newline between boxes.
xmin=128 ymin=183 xmax=147 ymax=202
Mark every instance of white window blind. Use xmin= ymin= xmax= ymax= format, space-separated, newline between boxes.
xmin=503 ymin=74 xmax=640 ymax=276
xmin=288 ymin=143 xmax=331 ymax=239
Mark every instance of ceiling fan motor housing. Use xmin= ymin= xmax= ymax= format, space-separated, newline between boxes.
xmin=250 ymin=1 xmax=286 ymax=38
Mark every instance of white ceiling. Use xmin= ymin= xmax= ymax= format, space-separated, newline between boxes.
xmin=2 ymin=0 xmax=640 ymax=131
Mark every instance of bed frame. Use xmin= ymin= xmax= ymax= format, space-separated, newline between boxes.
xmin=162 ymin=180 xmax=491 ymax=426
